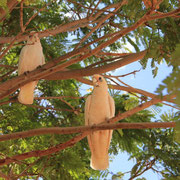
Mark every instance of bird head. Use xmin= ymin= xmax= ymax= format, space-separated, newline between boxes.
xmin=28 ymin=32 xmax=40 ymax=43
xmin=92 ymin=74 xmax=107 ymax=88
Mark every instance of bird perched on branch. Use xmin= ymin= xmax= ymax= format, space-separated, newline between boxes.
xmin=85 ymin=74 xmax=115 ymax=170
xmin=18 ymin=32 xmax=45 ymax=104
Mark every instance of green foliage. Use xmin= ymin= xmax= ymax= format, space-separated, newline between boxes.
xmin=174 ymin=120 xmax=180 ymax=143
xmin=0 ymin=0 xmax=179 ymax=179
xmin=111 ymin=172 xmax=124 ymax=180
xmin=156 ymin=44 xmax=180 ymax=105
xmin=0 ymin=0 xmax=7 ymax=9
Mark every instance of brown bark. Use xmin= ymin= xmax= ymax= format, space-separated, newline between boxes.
xmin=0 ymin=50 xmax=147 ymax=101
xmin=76 ymin=77 xmax=176 ymax=104
xmin=0 ymin=3 xmax=122 ymax=44
xmin=0 ymin=7 xmax=179 ymax=45
xmin=0 ymin=0 xmax=19 ymax=22
xmin=0 ymin=122 xmax=175 ymax=142
xmin=0 ymin=94 xmax=174 ymax=166
xmin=45 ymin=50 xmax=147 ymax=80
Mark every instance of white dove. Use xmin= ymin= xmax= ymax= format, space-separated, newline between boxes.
xmin=18 ymin=32 xmax=45 ymax=104
xmin=85 ymin=74 xmax=115 ymax=170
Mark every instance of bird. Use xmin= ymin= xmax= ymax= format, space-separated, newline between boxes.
xmin=84 ymin=74 xmax=115 ymax=170
xmin=18 ymin=32 xmax=45 ymax=104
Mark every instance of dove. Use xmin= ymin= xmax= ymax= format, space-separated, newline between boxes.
xmin=18 ymin=32 xmax=45 ymax=104
xmin=85 ymin=74 xmax=115 ymax=170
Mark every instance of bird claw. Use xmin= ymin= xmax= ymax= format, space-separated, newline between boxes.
xmin=37 ymin=65 xmax=42 ymax=69
xmin=24 ymin=71 xmax=30 ymax=76
xmin=106 ymin=118 xmax=110 ymax=123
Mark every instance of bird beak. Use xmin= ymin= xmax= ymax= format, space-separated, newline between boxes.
xmin=92 ymin=76 xmax=99 ymax=87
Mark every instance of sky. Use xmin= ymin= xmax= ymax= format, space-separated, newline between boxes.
xmin=81 ymin=59 xmax=174 ymax=180
xmin=107 ymin=60 xmax=174 ymax=180
xmin=63 ymin=4 xmax=177 ymax=179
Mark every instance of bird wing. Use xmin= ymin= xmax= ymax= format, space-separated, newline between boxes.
xmin=41 ymin=54 xmax=45 ymax=65
xmin=18 ymin=46 xmax=28 ymax=75
xmin=107 ymin=94 xmax=115 ymax=148
xmin=85 ymin=95 xmax=94 ymax=153
xmin=108 ymin=94 xmax=115 ymax=118
xmin=85 ymin=95 xmax=91 ymax=126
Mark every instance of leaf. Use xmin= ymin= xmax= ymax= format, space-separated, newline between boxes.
xmin=174 ymin=120 xmax=180 ymax=143
xmin=112 ymin=172 xmax=124 ymax=180
xmin=118 ymin=129 xmax=124 ymax=137
xmin=0 ymin=0 xmax=7 ymax=9
xmin=131 ymin=162 xmax=141 ymax=177
xmin=152 ymin=67 xmax=158 ymax=78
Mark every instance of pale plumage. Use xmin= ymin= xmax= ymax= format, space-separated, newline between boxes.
xmin=85 ymin=74 xmax=115 ymax=170
xmin=18 ymin=33 xmax=45 ymax=104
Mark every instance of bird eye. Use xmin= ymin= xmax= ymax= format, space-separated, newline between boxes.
xmin=99 ymin=77 xmax=103 ymax=81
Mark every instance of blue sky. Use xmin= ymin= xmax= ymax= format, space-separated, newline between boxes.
xmin=107 ymin=60 xmax=173 ymax=180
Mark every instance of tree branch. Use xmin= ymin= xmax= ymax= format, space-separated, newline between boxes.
xmin=25 ymin=104 xmax=80 ymax=114
xmin=0 ymin=3 xmax=123 ymax=44
xmin=0 ymin=94 xmax=175 ymax=166
xmin=45 ymin=50 xmax=147 ymax=80
xmin=74 ymin=1 xmax=127 ymax=49
xmin=20 ymin=0 xmax=25 ymax=32
xmin=149 ymin=7 xmax=180 ymax=20
xmin=0 ymin=49 xmax=147 ymax=101
xmin=0 ymin=33 xmax=22 ymax=60
xmin=0 ymin=122 xmax=175 ymax=142
xmin=0 ymin=7 xmax=179 ymax=45
xmin=76 ymin=77 xmax=176 ymax=104
xmin=0 ymin=0 xmax=19 ymax=22
xmin=0 ymin=171 xmax=10 ymax=180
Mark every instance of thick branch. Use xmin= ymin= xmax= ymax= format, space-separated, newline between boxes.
xmin=0 ymin=7 xmax=179 ymax=99
xmin=0 ymin=50 xmax=146 ymax=101
xmin=0 ymin=0 xmax=19 ymax=22
xmin=0 ymin=122 xmax=175 ymax=142
xmin=0 ymin=94 xmax=174 ymax=166
xmin=45 ymin=50 xmax=147 ymax=80
xmin=149 ymin=8 xmax=180 ymax=20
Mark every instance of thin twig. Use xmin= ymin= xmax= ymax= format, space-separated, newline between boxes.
xmin=25 ymin=104 xmax=81 ymax=113
xmin=0 ymin=33 xmax=22 ymax=60
xmin=24 ymin=1 xmax=55 ymax=30
xmin=162 ymin=102 xmax=180 ymax=110
xmin=74 ymin=1 xmax=124 ymax=49
xmin=0 ymin=68 xmax=17 ymax=81
xmin=35 ymin=96 xmax=85 ymax=100
xmin=0 ymin=64 xmax=17 ymax=69
xmin=105 ymin=69 xmax=141 ymax=78
xmin=0 ymin=171 xmax=10 ymax=180
xmin=20 ymin=0 xmax=25 ymax=32
xmin=88 ymin=0 xmax=101 ymax=16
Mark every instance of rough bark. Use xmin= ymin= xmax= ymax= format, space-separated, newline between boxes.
xmin=0 ymin=122 xmax=175 ymax=142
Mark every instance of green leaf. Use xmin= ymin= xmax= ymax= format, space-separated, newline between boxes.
xmin=174 ymin=120 xmax=180 ymax=143
xmin=131 ymin=162 xmax=141 ymax=177
xmin=0 ymin=0 xmax=7 ymax=9
xmin=118 ymin=129 xmax=124 ymax=137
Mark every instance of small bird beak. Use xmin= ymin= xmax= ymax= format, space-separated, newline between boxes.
xmin=92 ymin=76 xmax=99 ymax=87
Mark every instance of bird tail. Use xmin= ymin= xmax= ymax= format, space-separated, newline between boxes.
xmin=18 ymin=81 xmax=37 ymax=104
xmin=90 ymin=154 xmax=109 ymax=170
